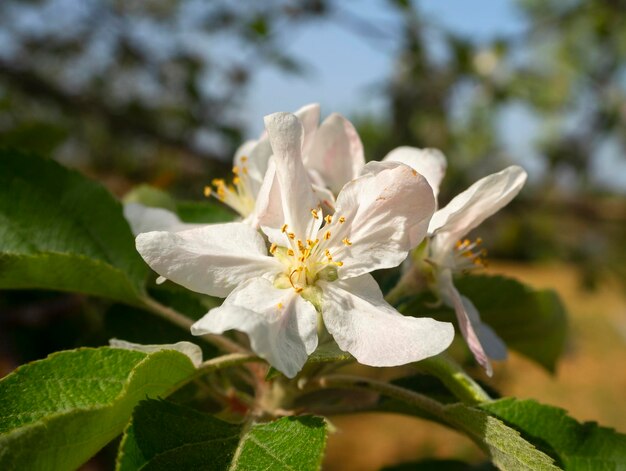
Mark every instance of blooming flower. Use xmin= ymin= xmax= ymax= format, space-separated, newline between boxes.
xmin=401 ymin=150 xmax=527 ymax=376
xmin=136 ymin=112 xmax=454 ymax=377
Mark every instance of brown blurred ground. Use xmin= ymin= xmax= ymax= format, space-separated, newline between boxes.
xmin=323 ymin=262 xmax=626 ymax=471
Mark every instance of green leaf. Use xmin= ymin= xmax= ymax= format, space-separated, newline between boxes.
xmin=0 ymin=149 xmax=148 ymax=304
xmin=444 ymin=403 xmax=561 ymax=471
xmin=117 ymin=399 xmax=328 ymax=471
xmin=0 ymin=347 xmax=196 ymax=470
xmin=377 ymin=398 xmax=559 ymax=470
xmin=401 ymin=274 xmax=567 ymax=372
xmin=124 ymin=184 xmax=235 ymax=224
xmin=481 ymin=398 xmax=626 ymax=470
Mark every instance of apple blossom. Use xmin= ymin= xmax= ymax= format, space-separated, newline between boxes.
xmin=398 ymin=149 xmax=527 ymax=376
xmin=136 ymin=112 xmax=454 ymax=378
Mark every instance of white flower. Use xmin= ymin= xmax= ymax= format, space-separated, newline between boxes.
xmin=400 ymin=150 xmax=527 ymax=376
xmin=136 ymin=112 xmax=454 ymax=378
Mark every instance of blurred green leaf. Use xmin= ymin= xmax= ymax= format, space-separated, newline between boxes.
xmin=481 ymin=398 xmax=626 ymax=470
xmin=117 ymin=399 xmax=327 ymax=471
xmin=0 ymin=347 xmax=197 ymax=470
xmin=0 ymin=149 xmax=148 ymax=304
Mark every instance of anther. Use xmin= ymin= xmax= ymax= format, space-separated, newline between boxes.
xmin=281 ymin=224 xmax=288 ymax=233
xmin=287 ymin=249 xmax=295 ymax=256
xmin=324 ymin=214 xmax=333 ymax=224
xmin=288 ymin=232 xmax=296 ymax=240
xmin=412 ymin=169 xmax=418 ymax=176
xmin=233 ymin=176 xmax=241 ymax=185
xmin=324 ymin=231 xmax=331 ymax=240
xmin=269 ymin=243 xmax=277 ymax=254
xmin=240 ymin=156 xmax=248 ymax=163
xmin=338 ymin=216 xmax=346 ymax=224
xmin=203 ymin=186 xmax=212 ymax=197
xmin=232 ymin=166 xmax=239 ymax=175
xmin=342 ymin=237 xmax=352 ymax=246
xmin=277 ymin=302 xmax=283 ymax=309
xmin=335 ymin=261 xmax=344 ymax=267
xmin=311 ymin=209 xmax=319 ymax=219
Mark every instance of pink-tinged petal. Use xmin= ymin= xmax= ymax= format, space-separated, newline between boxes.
xmin=263 ymin=112 xmax=319 ymax=239
xmin=305 ymin=113 xmax=365 ymax=194
xmin=319 ymin=275 xmax=454 ymax=366
xmin=440 ymin=270 xmax=506 ymax=376
xmin=294 ymin=103 xmax=321 ymax=156
xmin=124 ymin=203 xmax=200 ymax=236
xmin=429 ymin=166 xmax=527 ymax=251
xmin=191 ymin=278 xmax=319 ymax=378
xmin=383 ymin=147 xmax=447 ymax=199
xmin=328 ymin=161 xmax=435 ymax=278
xmin=136 ymin=223 xmax=282 ymax=298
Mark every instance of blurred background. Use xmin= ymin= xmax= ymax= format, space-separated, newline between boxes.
xmin=1 ymin=1 xmax=625 ymax=469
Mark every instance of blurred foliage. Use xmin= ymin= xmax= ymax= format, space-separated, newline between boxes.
xmin=0 ymin=0 xmax=326 ymax=194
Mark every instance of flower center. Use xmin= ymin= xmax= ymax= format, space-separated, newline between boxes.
xmin=271 ymin=212 xmax=350 ymax=294
xmin=204 ymin=156 xmax=256 ymax=217
xmin=453 ymin=238 xmax=487 ymax=271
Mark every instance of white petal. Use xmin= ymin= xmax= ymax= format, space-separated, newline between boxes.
xmin=294 ymin=103 xmax=321 ymax=156
xmin=136 ymin=223 xmax=281 ymax=297
xmin=319 ymin=275 xmax=453 ymax=367
xmin=439 ymin=271 xmax=506 ymax=376
xmin=305 ymin=113 xmax=365 ymax=194
xmin=263 ymin=112 xmax=318 ymax=239
xmin=329 ymin=161 xmax=436 ymax=278
xmin=429 ymin=166 xmax=527 ymax=251
xmin=109 ymin=339 xmax=203 ymax=367
xmin=191 ymin=278 xmax=318 ymax=378
xmin=124 ymin=203 xmax=199 ymax=236
xmin=383 ymin=147 xmax=447 ymax=199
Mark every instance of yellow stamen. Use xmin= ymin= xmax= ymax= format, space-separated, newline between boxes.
xmin=269 ymin=243 xmax=277 ymax=254
xmin=240 ymin=156 xmax=248 ymax=163
xmin=232 ymin=166 xmax=240 ymax=175
xmin=338 ymin=216 xmax=346 ymax=224
xmin=288 ymin=232 xmax=296 ymax=240
xmin=287 ymin=249 xmax=295 ymax=256
xmin=281 ymin=224 xmax=288 ymax=233
xmin=324 ymin=214 xmax=333 ymax=224
xmin=335 ymin=261 xmax=344 ymax=267
xmin=203 ymin=186 xmax=212 ymax=197
xmin=311 ymin=209 xmax=319 ymax=219
xmin=277 ymin=302 xmax=283 ymax=309
xmin=233 ymin=176 xmax=241 ymax=185
xmin=342 ymin=237 xmax=352 ymax=246
xmin=324 ymin=231 xmax=331 ymax=240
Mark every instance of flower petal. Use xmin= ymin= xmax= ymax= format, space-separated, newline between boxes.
xmin=191 ymin=278 xmax=319 ymax=378
xmin=234 ymin=138 xmax=273 ymax=197
xmin=319 ymin=275 xmax=454 ymax=367
xmin=294 ymin=103 xmax=320 ymax=156
xmin=136 ymin=223 xmax=281 ymax=297
xmin=383 ymin=147 xmax=447 ymax=199
xmin=124 ymin=203 xmax=199 ymax=236
xmin=429 ymin=166 xmax=527 ymax=251
xmin=305 ymin=113 xmax=365 ymax=194
xmin=263 ymin=112 xmax=319 ymax=239
xmin=328 ymin=161 xmax=436 ymax=278
xmin=439 ymin=270 xmax=506 ymax=376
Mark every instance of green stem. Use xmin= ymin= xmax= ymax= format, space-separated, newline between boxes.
xmin=416 ymin=354 xmax=491 ymax=404
xmin=313 ymin=374 xmax=448 ymax=424
xmin=141 ymin=296 xmax=247 ymax=354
